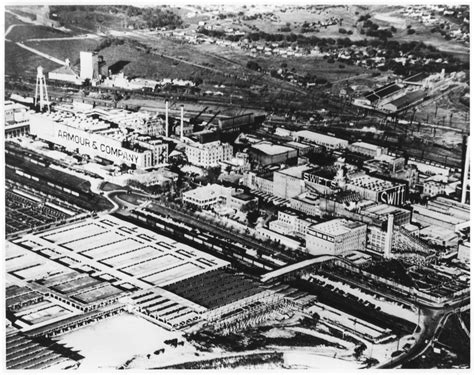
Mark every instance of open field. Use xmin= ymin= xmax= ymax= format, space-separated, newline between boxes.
xmin=5 ymin=41 xmax=60 ymax=76
xmin=24 ymin=39 xmax=101 ymax=66
xmin=7 ymin=24 xmax=71 ymax=42
xmin=5 ymin=12 xmax=28 ymax=29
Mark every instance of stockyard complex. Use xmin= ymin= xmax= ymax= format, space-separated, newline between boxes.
xmin=3 ymin=3 xmax=471 ymax=371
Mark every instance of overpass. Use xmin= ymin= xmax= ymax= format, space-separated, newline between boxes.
xmin=260 ymin=255 xmax=337 ymax=283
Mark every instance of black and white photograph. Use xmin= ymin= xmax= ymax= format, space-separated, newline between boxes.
xmin=2 ymin=1 xmax=471 ymax=370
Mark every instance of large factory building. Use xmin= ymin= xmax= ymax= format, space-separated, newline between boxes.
xmin=29 ymin=111 xmax=168 ymax=169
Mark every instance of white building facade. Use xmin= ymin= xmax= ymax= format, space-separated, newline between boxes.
xmin=185 ymin=141 xmax=233 ymax=168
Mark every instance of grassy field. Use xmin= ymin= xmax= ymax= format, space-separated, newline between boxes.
xmin=5 ymin=12 xmax=28 ymax=29
xmin=5 ymin=41 xmax=60 ymax=76
xmin=7 ymin=24 xmax=71 ymax=42
xmin=24 ymin=38 xmax=101 ymax=66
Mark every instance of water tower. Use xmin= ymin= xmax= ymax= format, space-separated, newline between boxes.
xmin=34 ymin=66 xmax=50 ymax=112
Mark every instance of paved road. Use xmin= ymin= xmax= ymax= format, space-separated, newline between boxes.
xmin=378 ymin=297 xmax=470 ymax=368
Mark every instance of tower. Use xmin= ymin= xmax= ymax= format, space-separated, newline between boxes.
xmin=80 ymin=51 xmax=99 ymax=80
xmin=180 ymin=105 xmax=184 ymax=141
xmin=384 ymin=214 xmax=394 ymax=259
xmin=165 ymin=100 xmax=169 ymax=138
xmin=34 ymin=66 xmax=50 ymax=112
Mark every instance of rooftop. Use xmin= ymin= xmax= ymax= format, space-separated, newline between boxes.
xmin=309 ymin=218 xmax=366 ymax=237
xmin=251 ymin=142 xmax=296 ymax=156
xmin=385 ymin=90 xmax=426 ymax=109
xmin=350 ymin=142 xmax=381 ymax=151
xmin=348 ymin=174 xmax=397 ymax=191
xmin=284 ymin=141 xmax=313 ymax=150
xmin=276 ymin=164 xmax=312 ymax=178
xmin=294 ymin=130 xmax=347 ymax=145
xmin=404 ymin=72 xmax=430 ymax=83
xmin=364 ymin=83 xmax=403 ymax=103
xmin=361 ymin=203 xmax=409 ymax=217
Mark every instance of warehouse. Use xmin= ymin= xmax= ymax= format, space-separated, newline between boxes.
xmin=249 ymin=142 xmax=298 ymax=167
xmin=380 ymin=90 xmax=426 ymax=113
xmin=29 ymin=111 xmax=168 ymax=169
xmin=293 ymin=130 xmax=348 ymax=150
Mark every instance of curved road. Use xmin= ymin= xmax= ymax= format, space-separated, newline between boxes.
xmin=377 ymin=296 xmax=470 ymax=368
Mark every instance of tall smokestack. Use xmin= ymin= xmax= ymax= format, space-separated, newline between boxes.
xmin=461 ymin=135 xmax=470 ymax=204
xmin=384 ymin=214 xmax=394 ymax=258
xmin=180 ymin=105 xmax=184 ymax=141
xmin=165 ymin=100 xmax=169 ymax=138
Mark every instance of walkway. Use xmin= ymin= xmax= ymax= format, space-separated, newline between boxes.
xmin=15 ymin=42 xmax=65 ymax=66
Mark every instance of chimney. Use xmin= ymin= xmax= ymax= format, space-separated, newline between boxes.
xmin=180 ymin=105 xmax=184 ymax=141
xmin=165 ymin=100 xmax=169 ymax=138
xmin=461 ymin=135 xmax=470 ymax=204
xmin=384 ymin=214 xmax=394 ymax=258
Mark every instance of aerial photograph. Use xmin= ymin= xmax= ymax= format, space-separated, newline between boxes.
xmin=3 ymin=2 xmax=470 ymax=371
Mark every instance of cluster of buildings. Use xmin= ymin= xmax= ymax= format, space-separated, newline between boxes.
xmin=352 ymin=70 xmax=451 ymax=114
xmin=401 ymin=5 xmax=469 ymax=44
xmin=47 ymin=50 xmax=197 ymax=90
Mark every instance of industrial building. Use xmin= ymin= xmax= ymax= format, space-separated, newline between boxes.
xmin=359 ymin=203 xmax=411 ymax=226
xmin=268 ymin=210 xmax=315 ymax=239
xmin=273 ymin=165 xmax=312 ymax=199
xmin=380 ymin=90 xmax=426 ymax=113
xmin=289 ymin=192 xmax=322 ymax=217
xmin=5 ymin=101 xmax=31 ymax=139
xmin=303 ymin=166 xmax=339 ymax=194
xmin=412 ymin=197 xmax=470 ymax=231
xmin=346 ymin=173 xmax=407 ymax=206
xmin=353 ymin=82 xmax=405 ymax=108
xmin=80 ymin=51 xmax=104 ymax=81
xmin=48 ymin=59 xmax=83 ymax=85
xmin=183 ymin=184 xmax=258 ymax=212
xmin=249 ymin=142 xmax=298 ymax=167
xmin=306 ymin=219 xmax=367 ymax=256
xmin=185 ymin=140 xmax=233 ymax=168
xmin=283 ymin=141 xmax=316 ymax=157
xmin=348 ymin=142 xmax=387 ymax=158
xmin=293 ymin=130 xmax=349 ymax=150
xmin=29 ymin=111 xmax=168 ymax=169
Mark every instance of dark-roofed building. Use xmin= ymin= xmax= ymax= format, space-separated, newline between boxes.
xmin=364 ymin=82 xmax=404 ymax=105
xmin=403 ymin=72 xmax=431 ymax=87
xmin=381 ymin=90 xmax=426 ymax=113
xmin=249 ymin=142 xmax=298 ymax=167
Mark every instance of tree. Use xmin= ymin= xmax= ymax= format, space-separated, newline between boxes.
xmin=246 ymin=210 xmax=260 ymax=227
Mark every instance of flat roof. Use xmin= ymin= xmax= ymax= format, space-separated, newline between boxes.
xmin=362 ymin=204 xmax=409 ymax=216
xmin=309 ymin=218 xmax=366 ymax=237
xmin=251 ymin=142 xmax=295 ymax=156
xmin=350 ymin=142 xmax=381 ymax=151
xmin=233 ymin=192 xmax=255 ymax=201
xmin=276 ymin=164 xmax=312 ymax=178
xmin=294 ymin=130 xmax=347 ymax=145
xmin=284 ymin=141 xmax=313 ymax=150
xmin=348 ymin=174 xmax=397 ymax=191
